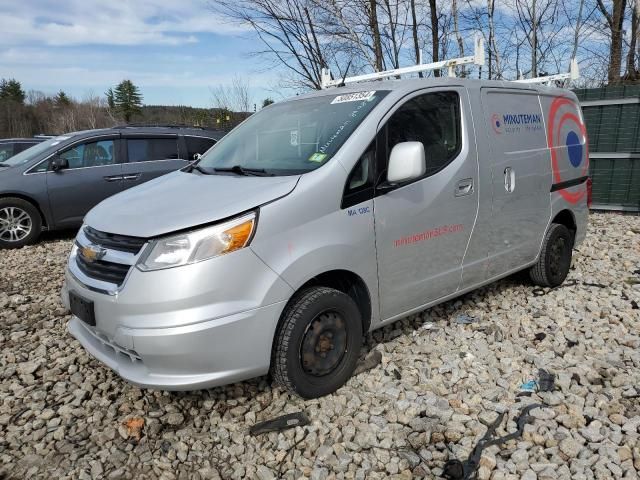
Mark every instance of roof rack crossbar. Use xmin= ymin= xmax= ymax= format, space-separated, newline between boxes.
xmin=320 ymin=34 xmax=485 ymax=89
xmin=112 ymin=123 xmax=207 ymax=129
xmin=513 ymin=58 xmax=580 ymax=85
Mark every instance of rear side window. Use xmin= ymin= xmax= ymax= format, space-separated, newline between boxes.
xmin=59 ymin=140 xmax=116 ymax=169
xmin=185 ymin=136 xmax=216 ymax=159
xmin=16 ymin=142 xmax=36 ymax=153
xmin=0 ymin=144 xmax=13 ymax=161
xmin=385 ymin=91 xmax=461 ymax=178
xmin=127 ymin=138 xmax=179 ymax=163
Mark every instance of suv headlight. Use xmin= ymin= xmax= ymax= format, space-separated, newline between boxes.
xmin=137 ymin=212 xmax=256 ymax=271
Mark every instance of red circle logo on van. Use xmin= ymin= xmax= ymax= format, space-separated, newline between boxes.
xmin=490 ymin=113 xmax=502 ymax=134
xmin=547 ymin=97 xmax=588 ymax=204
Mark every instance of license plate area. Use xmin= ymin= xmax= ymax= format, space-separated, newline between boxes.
xmin=69 ymin=291 xmax=96 ymax=327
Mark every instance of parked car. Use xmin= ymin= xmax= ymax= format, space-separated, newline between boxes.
xmin=0 ymin=126 xmax=224 ymax=248
xmin=62 ymin=78 xmax=589 ymax=398
xmin=0 ymin=137 xmax=47 ymax=162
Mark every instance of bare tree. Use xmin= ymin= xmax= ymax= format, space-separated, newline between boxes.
xmin=429 ymin=0 xmax=440 ymax=76
xmin=369 ymin=0 xmax=385 ymax=71
xmin=380 ymin=0 xmax=410 ymax=69
xmin=212 ymin=0 xmax=331 ymax=89
xmin=596 ymin=0 xmax=628 ymax=83
xmin=625 ymin=0 xmax=640 ymax=79
xmin=512 ymin=0 xmax=561 ymax=78
xmin=410 ymin=0 xmax=421 ymax=70
xmin=451 ymin=0 xmax=466 ymax=75
xmin=487 ymin=0 xmax=501 ymax=78
xmin=210 ymin=75 xmax=253 ymax=129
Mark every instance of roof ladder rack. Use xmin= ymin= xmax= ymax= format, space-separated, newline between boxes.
xmin=320 ymin=34 xmax=485 ymax=89
xmin=513 ymin=58 xmax=580 ymax=85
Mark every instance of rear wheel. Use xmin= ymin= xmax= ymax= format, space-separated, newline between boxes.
xmin=529 ymin=223 xmax=573 ymax=287
xmin=272 ymin=287 xmax=363 ymax=399
xmin=0 ymin=198 xmax=42 ymax=249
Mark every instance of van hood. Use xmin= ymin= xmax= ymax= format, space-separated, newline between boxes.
xmin=85 ymin=171 xmax=300 ymax=238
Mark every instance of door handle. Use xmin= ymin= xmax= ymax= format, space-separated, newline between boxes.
xmin=504 ymin=167 xmax=515 ymax=193
xmin=103 ymin=175 xmax=123 ymax=182
xmin=455 ymin=178 xmax=474 ymax=197
xmin=122 ymin=174 xmax=141 ymax=181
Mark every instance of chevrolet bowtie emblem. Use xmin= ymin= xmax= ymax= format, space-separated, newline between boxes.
xmin=80 ymin=244 xmax=106 ymax=263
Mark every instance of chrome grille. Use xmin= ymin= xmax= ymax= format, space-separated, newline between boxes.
xmin=76 ymin=254 xmax=130 ymax=286
xmin=84 ymin=226 xmax=146 ymax=254
xmin=70 ymin=226 xmax=146 ymax=293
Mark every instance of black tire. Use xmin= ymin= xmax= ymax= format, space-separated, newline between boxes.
xmin=0 ymin=197 xmax=42 ymax=249
xmin=272 ymin=287 xmax=363 ymax=399
xmin=529 ymin=223 xmax=573 ymax=288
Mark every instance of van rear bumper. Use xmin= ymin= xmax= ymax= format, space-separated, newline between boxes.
xmin=67 ymin=300 xmax=287 ymax=390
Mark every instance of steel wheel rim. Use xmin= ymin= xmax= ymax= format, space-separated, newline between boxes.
xmin=300 ymin=310 xmax=348 ymax=377
xmin=0 ymin=207 xmax=32 ymax=242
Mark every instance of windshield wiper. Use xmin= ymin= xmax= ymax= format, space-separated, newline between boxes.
xmin=213 ymin=165 xmax=273 ymax=177
xmin=187 ymin=163 xmax=213 ymax=175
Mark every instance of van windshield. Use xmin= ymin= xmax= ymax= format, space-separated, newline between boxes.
xmin=198 ymin=90 xmax=389 ymax=175
xmin=0 ymin=136 xmax=70 ymax=167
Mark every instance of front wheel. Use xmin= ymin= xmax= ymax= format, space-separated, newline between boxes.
xmin=529 ymin=223 xmax=574 ymax=287
xmin=271 ymin=287 xmax=363 ymax=399
xmin=0 ymin=198 xmax=42 ymax=249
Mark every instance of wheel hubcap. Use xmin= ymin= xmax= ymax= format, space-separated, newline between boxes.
xmin=0 ymin=207 xmax=32 ymax=242
xmin=300 ymin=310 xmax=348 ymax=377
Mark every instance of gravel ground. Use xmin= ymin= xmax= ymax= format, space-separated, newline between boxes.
xmin=0 ymin=213 xmax=639 ymax=480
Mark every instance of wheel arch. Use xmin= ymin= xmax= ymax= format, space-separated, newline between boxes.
xmin=0 ymin=193 xmax=48 ymax=229
xmin=551 ymin=209 xmax=577 ymax=236
xmin=270 ymin=269 xmax=373 ymax=359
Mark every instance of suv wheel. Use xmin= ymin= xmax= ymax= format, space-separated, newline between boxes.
xmin=272 ymin=287 xmax=363 ymax=399
xmin=0 ymin=198 xmax=42 ymax=249
xmin=529 ymin=223 xmax=573 ymax=287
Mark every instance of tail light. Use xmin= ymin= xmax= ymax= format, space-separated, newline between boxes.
xmin=586 ymin=177 xmax=593 ymax=208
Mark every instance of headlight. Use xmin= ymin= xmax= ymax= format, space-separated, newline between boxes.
xmin=137 ymin=212 xmax=256 ymax=271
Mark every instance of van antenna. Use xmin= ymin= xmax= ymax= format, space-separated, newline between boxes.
xmin=338 ymin=60 xmax=353 ymax=87
xmin=320 ymin=32 xmax=485 ymax=89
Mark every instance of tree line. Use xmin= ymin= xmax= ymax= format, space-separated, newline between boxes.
xmin=0 ymin=78 xmax=257 ymax=138
xmin=0 ymin=79 xmax=146 ymax=138
xmin=212 ymin=0 xmax=640 ymax=88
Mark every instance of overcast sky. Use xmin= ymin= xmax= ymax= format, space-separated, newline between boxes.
xmin=0 ymin=0 xmax=283 ymax=107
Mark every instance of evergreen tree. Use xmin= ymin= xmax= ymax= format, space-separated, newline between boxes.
xmin=113 ymin=80 xmax=143 ymax=122
xmin=54 ymin=90 xmax=72 ymax=107
xmin=105 ymin=87 xmax=115 ymax=109
xmin=0 ymin=78 xmax=26 ymax=104
xmin=262 ymin=97 xmax=275 ymax=107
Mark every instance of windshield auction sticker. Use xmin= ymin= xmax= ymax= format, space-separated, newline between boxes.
xmin=308 ymin=152 xmax=327 ymax=162
xmin=331 ymin=91 xmax=376 ymax=104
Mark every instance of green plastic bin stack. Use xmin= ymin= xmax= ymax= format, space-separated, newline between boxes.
xmin=574 ymin=86 xmax=640 ymax=212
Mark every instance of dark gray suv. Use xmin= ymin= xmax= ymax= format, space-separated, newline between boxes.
xmin=0 ymin=126 xmax=224 ymax=248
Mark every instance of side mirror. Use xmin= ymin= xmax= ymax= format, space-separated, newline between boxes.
xmin=51 ymin=157 xmax=69 ymax=172
xmin=387 ymin=141 xmax=426 ymax=184
xmin=192 ymin=153 xmax=202 ymax=161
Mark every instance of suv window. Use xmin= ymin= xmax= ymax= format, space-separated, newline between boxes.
xmin=384 ymin=91 xmax=461 ymax=179
xmin=127 ymin=138 xmax=179 ymax=162
xmin=0 ymin=144 xmax=13 ymax=161
xmin=16 ymin=142 xmax=35 ymax=153
xmin=185 ymin=136 xmax=216 ymax=159
xmin=59 ymin=139 xmax=116 ymax=169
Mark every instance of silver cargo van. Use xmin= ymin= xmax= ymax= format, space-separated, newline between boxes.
xmin=61 ymin=77 xmax=590 ymax=398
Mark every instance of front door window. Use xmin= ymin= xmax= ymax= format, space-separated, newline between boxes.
xmin=59 ymin=140 xmax=116 ymax=168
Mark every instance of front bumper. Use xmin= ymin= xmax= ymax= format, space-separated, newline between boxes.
xmin=66 ymin=301 xmax=286 ymax=390
xmin=62 ymin=244 xmax=292 ymax=390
